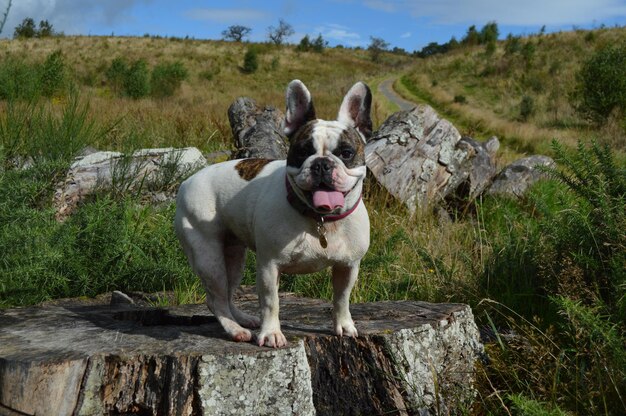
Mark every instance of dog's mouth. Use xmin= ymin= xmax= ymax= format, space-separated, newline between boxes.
xmin=309 ymin=185 xmax=346 ymax=213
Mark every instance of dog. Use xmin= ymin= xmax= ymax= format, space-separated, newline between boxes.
xmin=174 ymin=80 xmax=371 ymax=347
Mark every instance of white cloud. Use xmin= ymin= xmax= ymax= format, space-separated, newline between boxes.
xmin=1 ymin=0 xmax=153 ymax=36
xmin=183 ymin=8 xmax=268 ymax=23
xmin=315 ymin=23 xmax=363 ymax=46
xmin=400 ymin=31 xmax=411 ymax=38
xmin=362 ymin=0 xmax=626 ymax=26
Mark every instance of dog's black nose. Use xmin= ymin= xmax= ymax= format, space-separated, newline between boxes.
xmin=311 ymin=158 xmax=333 ymax=174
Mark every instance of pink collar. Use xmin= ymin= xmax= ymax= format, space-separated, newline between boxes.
xmin=285 ymin=176 xmax=361 ymax=222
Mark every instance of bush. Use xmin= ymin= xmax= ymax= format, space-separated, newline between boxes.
xmin=242 ymin=48 xmax=258 ymax=73
xmin=123 ymin=59 xmax=150 ymax=99
xmin=573 ymin=44 xmax=626 ymax=124
xmin=453 ymin=94 xmax=467 ymax=104
xmin=519 ymin=95 xmax=535 ymax=120
xmin=150 ymin=61 xmax=188 ymax=98
xmin=105 ymin=57 xmax=128 ymax=93
xmin=40 ymin=50 xmax=67 ymax=97
xmin=0 ymin=57 xmax=41 ymax=101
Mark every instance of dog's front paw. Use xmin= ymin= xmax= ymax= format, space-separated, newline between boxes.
xmin=257 ymin=327 xmax=288 ymax=348
xmin=334 ymin=319 xmax=358 ymax=338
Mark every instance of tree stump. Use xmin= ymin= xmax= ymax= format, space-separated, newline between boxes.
xmin=0 ymin=292 xmax=483 ymax=415
xmin=227 ymin=97 xmax=288 ymax=160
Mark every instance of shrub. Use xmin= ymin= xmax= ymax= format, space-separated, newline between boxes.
xmin=242 ymin=48 xmax=258 ymax=73
xmin=40 ymin=50 xmax=67 ymax=97
xmin=105 ymin=57 xmax=128 ymax=93
xmin=453 ymin=94 xmax=467 ymax=104
xmin=519 ymin=95 xmax=535 ymax=120
xmin=0 ymin=57 xmax=41 ymax=101
xmin=573 ymin=44 xmax=626 ymax=124
xmin=123 ymin=59 xmax=150 ymax=99
xmin=150 ymin=61 xmax=188 ymax=98
xmin=541 ymin=140 xmax=625 ymax=313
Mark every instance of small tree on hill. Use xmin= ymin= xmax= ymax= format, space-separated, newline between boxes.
xmin=296 ymin=34 xmax=311 ymax=52
xmin=368 ymin=36 xmax=389 ymax=62
xmin=37 ymin=20 xmax=54 ymax=37
xmin=462 ymin=25 xmax=480 ymax=46
xmin=14 ymin=17 xmax=36 ymax=38
xmin=312 ymin=34 xmax=327 ymax=53
xmin=267 ymin=19 xmax=294 ymax=45
xmin=480 ymin=21 xmax=499 ymax=44
xmin=222 ymin=25 xmax=251 ymax=42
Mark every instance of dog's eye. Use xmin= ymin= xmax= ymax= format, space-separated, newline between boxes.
xmin=339 ymin=149 xmax=354 ymax=160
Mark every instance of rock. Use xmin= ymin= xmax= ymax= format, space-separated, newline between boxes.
xmin=228 ymin=97 xmax=288 ymax=159
xmin=365 ymin=105 xmax=497 ymax=212
xmin=0 ymin=293 xmax=483 ymax=416
xmin=53 ymin=147 xmax=207 ymax=221
xmin=487 ymin=155 xmax=555 ymax=197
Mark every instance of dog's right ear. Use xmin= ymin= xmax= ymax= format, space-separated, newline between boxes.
xmin=284 ymin=79 xmax=316 ymax=139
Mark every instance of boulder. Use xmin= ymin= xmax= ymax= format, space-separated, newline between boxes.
xmin=487 ymin=155 xmax=555 ymax=197
xmin=228 ymin=97 xmax=288 ymax=160
xmin=0 ymin=292 xmax=483 ymax=416
xmin=53 ymin=147 xmax=207 ymax=221
xmin=365 ymin=105 xmax=498 ymax=212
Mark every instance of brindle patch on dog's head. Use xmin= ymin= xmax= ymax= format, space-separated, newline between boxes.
xmin=235 ymin=158 xmax=274 ymax=181
xmin=333 ymin=127 xmax=365 ymax=169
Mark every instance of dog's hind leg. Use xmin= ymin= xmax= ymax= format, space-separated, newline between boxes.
xmin=184 ymin=228 xmax=252 ymax=342
xmin=224 ymin=243 xmax=261 ymax=329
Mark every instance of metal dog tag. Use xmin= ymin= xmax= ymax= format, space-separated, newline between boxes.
xmin=316 ymin=220 xmax=328 ymax=249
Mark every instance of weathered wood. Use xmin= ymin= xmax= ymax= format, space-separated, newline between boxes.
xmin=227 ymin=97 xmax=288 ymax=159
xmin=365 ymin=105 xmax=498 ymax=213
xmin=0 ymin=292 xmax=483 ymax=415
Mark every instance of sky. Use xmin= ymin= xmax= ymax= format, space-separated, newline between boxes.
xmin=1 ymin=0 xmax=626 ymax=51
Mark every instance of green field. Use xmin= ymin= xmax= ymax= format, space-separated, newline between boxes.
xmin=0 ymin=32 xmax=624 ymax=414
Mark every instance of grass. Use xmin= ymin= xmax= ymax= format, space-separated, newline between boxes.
xmin=0 ymin=33 xmax=625 ymax=414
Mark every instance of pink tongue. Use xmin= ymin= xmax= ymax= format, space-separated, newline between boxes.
xmin=312 ymin=190 xmax=345 ymax=211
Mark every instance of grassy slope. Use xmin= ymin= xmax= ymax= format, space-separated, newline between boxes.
xmin=0 ymin=36 xmax=410 ymax=152
xmin=400 ymin=26 xmax=626 ymax=159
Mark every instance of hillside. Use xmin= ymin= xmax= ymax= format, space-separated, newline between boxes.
xmin=399 ymin=26 xmax=626 ymax=157
xmin=0 ymin=36 xmax=411 ymax=153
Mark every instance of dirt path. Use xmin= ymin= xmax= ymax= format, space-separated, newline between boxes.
xmin=378 ymin=77 xmax=416 ymax=111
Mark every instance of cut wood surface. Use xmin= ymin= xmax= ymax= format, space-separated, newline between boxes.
xmin=0 ymin=291 xmax=483 ymax=416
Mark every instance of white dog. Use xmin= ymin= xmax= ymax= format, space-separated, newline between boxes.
xmin=174 ymin=80 xmax=371 ymax=347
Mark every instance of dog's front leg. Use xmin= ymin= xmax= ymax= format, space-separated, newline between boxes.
xmin=256 ymin=258 xmax=287 ymax=347
xmin=332 ymin=262 xmax=359 ymax=337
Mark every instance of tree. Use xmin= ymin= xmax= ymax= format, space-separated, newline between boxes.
xmin=296 ymin=34 xmax=311 ymax=52
xmin=37 ymin=20 xmax=54 ymax=37
xmin=368 ymin=36 xmax=389 ymax=62
xmin=267 ymin=19 xmax=294 ymax=45
xmin=479 ymin=21 xmax=499 ymax=44
xmin=312 ymin=34 xmax=327 ymax=53
xmin=462 ymin=25 xmax=480 ymax=46
xmin=221 ymin=25 xmax=251 ymax=42
xmin=14 ymin=17 xmax=36 ymax=38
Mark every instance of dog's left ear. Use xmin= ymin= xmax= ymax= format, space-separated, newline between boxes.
xmin=338 ymin=82 xmax=372 ymax=141
xmin=284 ymin=79 xmax=316 ymax=139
